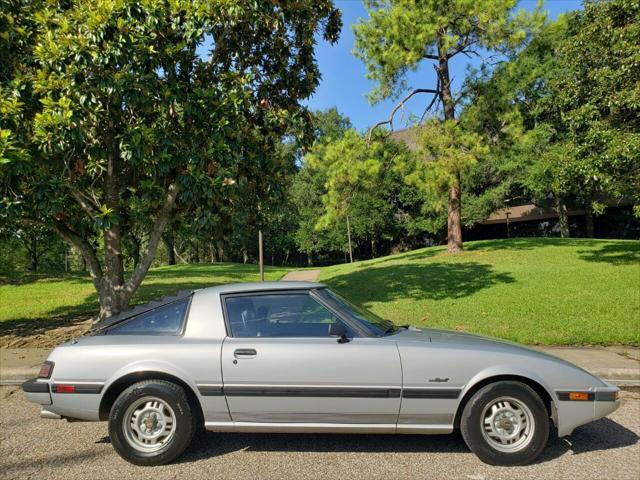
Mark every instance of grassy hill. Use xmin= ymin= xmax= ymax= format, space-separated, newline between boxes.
xmin=0 ymin=263 xmax=291 ymax=346
xmin=320 ymin=238 xmax=639 ymax=345
xmin=1 ymin=238 xmax=638 ymax=346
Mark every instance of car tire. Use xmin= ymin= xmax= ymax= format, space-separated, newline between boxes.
xmin=108 ymin=379 xmax=195 ymax=466
xmin=460 ymin=381 xmax=549 ymax=466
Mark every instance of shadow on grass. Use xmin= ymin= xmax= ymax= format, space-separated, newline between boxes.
xmin=464 ymin=237 xmax=630 ymax=252
xmin=0 ymin=271 xmax=91 ymax=286
xmin=324 ymin=262 xmax=515 ymax=307
xmin=576 ymin=241 xmax=640 ymax=266
xmin=0 ymin=278 xmax=251 ymax=338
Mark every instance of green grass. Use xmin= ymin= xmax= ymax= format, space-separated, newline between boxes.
xmin=1 ymin=238 xmax=638 ymax=345
xmin=0 ymin=263 xmax=292 ymax=335
xmin=319 ymin=238 xmax=640 ymax=345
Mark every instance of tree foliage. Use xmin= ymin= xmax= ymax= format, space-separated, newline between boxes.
xmin=353 ymin=0 xmax=544 ymax=252
xmin=1 ymin=0 xmax=341 ymax=317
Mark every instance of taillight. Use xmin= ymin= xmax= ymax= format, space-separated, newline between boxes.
xmin=38 ymin=361 xmax=54 ymax=379
xmin=54 ymin=385 xmax=75 ymax=393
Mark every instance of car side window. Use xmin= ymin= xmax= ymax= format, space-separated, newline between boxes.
xmin=106 ymin=298 xmax=190 ymax=335
xmin=224 ymin=293 xmax=355 ymax=338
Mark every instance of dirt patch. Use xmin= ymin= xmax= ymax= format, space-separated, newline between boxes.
xmin=0 ymin=319 xmax=92 ymax=348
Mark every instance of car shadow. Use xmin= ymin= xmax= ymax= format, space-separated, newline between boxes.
xmin=175 ymin=416 xmax=638 ymax=465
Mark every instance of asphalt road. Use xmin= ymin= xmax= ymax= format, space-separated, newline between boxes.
xmin=1 ymin=387 xmax=638 ymax=480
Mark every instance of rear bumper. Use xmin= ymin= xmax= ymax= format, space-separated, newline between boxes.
xmin=22 ymin=378 xmax=52 ymax=406
xmin=22 ymin=378 xmax=102 ymax=421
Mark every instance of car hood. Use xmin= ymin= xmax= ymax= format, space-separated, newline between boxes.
xmin=392 ymin=326 xmax=579 ymax=364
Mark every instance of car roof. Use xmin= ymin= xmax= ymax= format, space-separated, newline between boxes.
xmin=198 ymin=281 xmax=326 ymax=295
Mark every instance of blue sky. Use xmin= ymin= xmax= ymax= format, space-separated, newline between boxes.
xmin=306 ymin=0 xmax=584 ymax=132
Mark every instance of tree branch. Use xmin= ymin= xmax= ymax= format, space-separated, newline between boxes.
xmin=123 ymin=183 xmax=180 ymax=298
xmin=367 ymin=88 xmax=439 ymax=143
xmin=52 ymin=219 xmax=103 ymax=291
xmin=68 ymin=185 xmax=100 ymax=218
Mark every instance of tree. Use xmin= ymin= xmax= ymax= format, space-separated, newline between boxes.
xmin=401 ymin=119 xmax=488 ymax=238
xmin=354 ymin=0 xmax=543 ymax=252
xmin=311 ymin=130 xmax=382 ymax=262
xmin=460 ymin=18 xmax=570 ymax=231
xmin=551 ymin=0 xmax=640 ymax=232
xmin=1 ymin=0 xmax=341 ymax=318
xmin=462 ymin=1 xmax=639 ymax=238
xmin=309 ymin=129 xmax=413 ymax=262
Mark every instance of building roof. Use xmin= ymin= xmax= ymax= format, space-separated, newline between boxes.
xmin=389 ymin=127 xmax=420 ymax=151
xmin=480 ymin=204 xmax=585 ymax=224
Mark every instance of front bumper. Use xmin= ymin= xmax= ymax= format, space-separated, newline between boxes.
xmin=555 ymin=383 xmax=621 ymax=437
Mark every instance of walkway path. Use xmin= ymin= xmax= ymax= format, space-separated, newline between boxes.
xmin=280 ymin=269 xmax=321 ymax=282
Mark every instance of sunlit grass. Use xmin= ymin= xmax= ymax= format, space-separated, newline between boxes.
xmin=0 ymin=263 xmax=291 ymax=328
xmin=319 ymin=238 xmax=640 ymax=345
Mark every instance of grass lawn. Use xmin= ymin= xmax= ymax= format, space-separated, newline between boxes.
xmin=320 ymin=238 xmax=640 ymax=345
xmin=0 ymin=263 xmax=292 ymax=339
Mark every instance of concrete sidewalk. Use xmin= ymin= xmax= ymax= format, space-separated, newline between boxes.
xmin=280 ymin=269 xmax=321 ymax=282
xmin=1 ymin=345 xmax=638 ymax=387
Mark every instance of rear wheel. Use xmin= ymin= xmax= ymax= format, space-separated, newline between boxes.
xmin=108 ymin=380 xmax=195 ymax=466
xmin=460 ymin=381 xmax=549 ymax=466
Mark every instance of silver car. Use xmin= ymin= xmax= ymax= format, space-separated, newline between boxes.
xmin=23 ymin=282 xmax=620 ymax=466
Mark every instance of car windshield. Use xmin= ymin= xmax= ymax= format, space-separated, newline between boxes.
xmin=315 ymin=288 xmax=398 ymax=337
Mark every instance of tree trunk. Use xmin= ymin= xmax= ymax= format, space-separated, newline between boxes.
xmin=28 ymin=237 xmax=38 ymax=272
xmin=163 ymin=233 xmax=176 ymax=265
xmin=584 ymin=200 xmax=595 ymax=238
xmin=346 ymin=215 xmax=353 ymax=263
xmin=555 ymin=197 xmax=570 ymax=238
xmin=55 ymin=182 xmax=179 ymax=321
xmin=258 ymin=230 xmax=264 ymax=281
xmin=130 ymin=234 xmax=141 ymax=267
xmin=438 ymin=40 xmax=463 ymax=253
xmin=447 ymin=181 xmax=463 ymax=253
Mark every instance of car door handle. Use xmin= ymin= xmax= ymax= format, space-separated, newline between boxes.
xmin=234 ymin=348 xmax=257 ymax=358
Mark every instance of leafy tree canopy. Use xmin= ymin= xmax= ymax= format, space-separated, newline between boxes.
xmin=1 ymin=0 xmax=341 ymax=317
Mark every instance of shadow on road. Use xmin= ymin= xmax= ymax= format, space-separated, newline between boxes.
xmin=175 ymin=416 xmax=638 ymax=466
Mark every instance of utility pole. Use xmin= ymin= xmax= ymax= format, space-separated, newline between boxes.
xmin=346 ymin=215 xmax=353 ymax=263
xmin=258 ymin=229 xmax=264 ymax=281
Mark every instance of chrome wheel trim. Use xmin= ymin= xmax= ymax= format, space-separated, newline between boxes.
xmin=480 ymin=396 xmax=535 ymax=453
xmin=122 ymin=396 xmax=176 ymax=453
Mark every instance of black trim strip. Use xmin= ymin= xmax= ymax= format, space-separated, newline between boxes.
xmin=52 ymin=383 xmax=103 ymax=394
xmin=199 ymin=385 xmax=465 ymax=399
xmin=595 ymin=391 xmax=618 ymax=402
xmin=402 ymin=388 xmax=461 ymax=399
xmin=223 ymin=386 xmax=402 ymax=398
xmin=22 ymin=378 xmax=49 ymax=393
xmin=198 ymin=386 xmax=224 ymax=396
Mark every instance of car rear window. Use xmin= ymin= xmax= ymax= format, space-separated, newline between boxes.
xmin=105 ymin=298 xmax=190 ymax=335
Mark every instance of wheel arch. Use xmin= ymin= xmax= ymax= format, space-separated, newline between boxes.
xmin=453 ymin=374 xmax=555 ymax=430
xmin=99 ymin=371 xmax=204 ymax=423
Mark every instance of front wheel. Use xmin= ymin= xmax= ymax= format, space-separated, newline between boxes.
xmin=460 ymin=381 xmax=549 ymax=466
xmin=108 ymin=379 xmax=195 ymax=466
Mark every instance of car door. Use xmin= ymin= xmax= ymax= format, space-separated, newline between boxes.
xmin=220 ymin=290 xmax=402 ymax=427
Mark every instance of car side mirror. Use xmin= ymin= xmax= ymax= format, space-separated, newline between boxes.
xmin=329 ymin=323 xmax=349 ymax=343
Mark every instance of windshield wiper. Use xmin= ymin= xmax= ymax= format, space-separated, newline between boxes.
xmin=383 ymin=325 xmax=399 ymax=335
